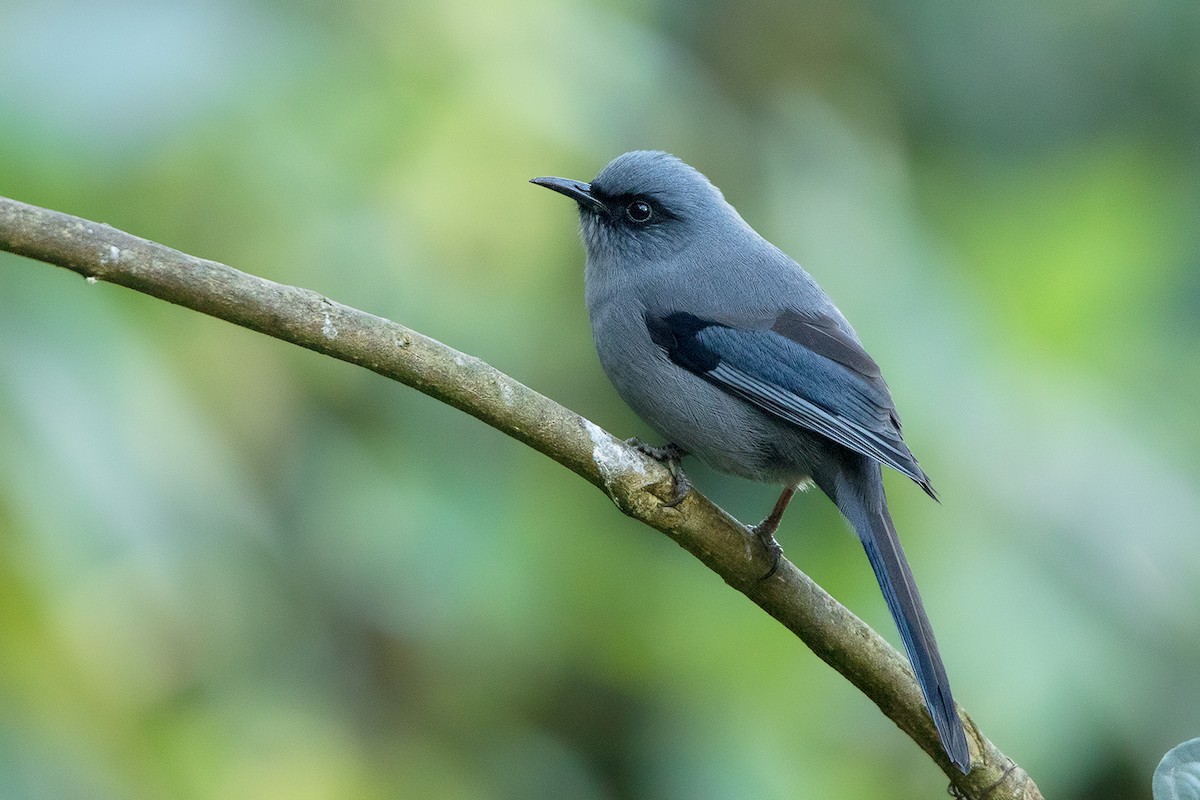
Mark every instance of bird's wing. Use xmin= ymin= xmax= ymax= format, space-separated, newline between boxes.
xmin=645 ymin=309 xmax=936 ymax=497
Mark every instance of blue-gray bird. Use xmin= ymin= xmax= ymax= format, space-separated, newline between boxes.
xmin=531 ymin=150 xmax=970 ymax=772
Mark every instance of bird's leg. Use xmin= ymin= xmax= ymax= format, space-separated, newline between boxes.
xmin=625 ymin=439 xmax=691 ymax=507
xmin=751 ymin=485 xmax=797 ymax=579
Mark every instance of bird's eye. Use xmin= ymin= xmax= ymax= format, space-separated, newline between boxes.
xmin=625 ymin=200 xmax=653 ymax=223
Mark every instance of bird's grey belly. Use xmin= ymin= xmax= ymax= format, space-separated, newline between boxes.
xmin=591 ymin=305 xmax=820 ymax=485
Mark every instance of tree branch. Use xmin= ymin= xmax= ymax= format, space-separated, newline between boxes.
xmin=0 ymin=194 xmax=1041 ymax=799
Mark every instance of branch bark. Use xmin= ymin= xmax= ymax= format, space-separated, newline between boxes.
xmin=0 ymin=194 xmax=1041 ymax=799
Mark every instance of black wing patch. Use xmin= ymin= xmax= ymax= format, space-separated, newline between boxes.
xmin=646 ymin=311 xmax=935 ymax=498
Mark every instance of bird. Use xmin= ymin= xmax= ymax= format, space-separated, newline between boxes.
xmin=530 ymin=150 xmax=971 ymax=772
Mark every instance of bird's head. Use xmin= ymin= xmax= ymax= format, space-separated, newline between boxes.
xmin=531 ymin=151 xmax=735 ymax=264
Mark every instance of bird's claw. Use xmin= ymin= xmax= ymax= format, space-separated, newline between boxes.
xmin=626 ymin=438 xmax=685 ymax=462
xmin=661 ymin=468 xmax=691 ymax=507
xmin=750 ymin=522 xmax=784 ymax=580
xmin=626 ymin=438 xmax=691 ymax=507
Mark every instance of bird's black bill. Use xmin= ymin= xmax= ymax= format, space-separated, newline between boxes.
xmin=530 ymin=176 xmax=608 ymax=216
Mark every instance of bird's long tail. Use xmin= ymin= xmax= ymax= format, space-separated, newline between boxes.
xmin=833 ymin=468 xmax=971 ymax=772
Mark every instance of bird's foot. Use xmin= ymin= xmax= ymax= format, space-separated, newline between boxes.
xmin=749 ymin=520 xmax=785 ymax=580
xmin=626 ymin=439 xmax=691 ymax=507
xmin=748 ymin=485 xmax=798 ymax=579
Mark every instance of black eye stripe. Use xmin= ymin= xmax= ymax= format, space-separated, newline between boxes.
xmin=589 ymin=187 xmax=678 ymax=224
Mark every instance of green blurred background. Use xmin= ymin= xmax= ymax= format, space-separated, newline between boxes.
xmin=2 ymin=1 xmax=1199 ymax=798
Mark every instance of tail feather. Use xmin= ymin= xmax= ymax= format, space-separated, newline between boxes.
xmin=837 ymin=472 xmax=971 ymax=772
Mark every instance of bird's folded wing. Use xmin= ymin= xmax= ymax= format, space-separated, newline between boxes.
xmin=645 ymin=309 xmax=936 ymax=497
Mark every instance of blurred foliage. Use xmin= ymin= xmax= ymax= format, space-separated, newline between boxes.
xmin=1 ymin=0 xmax=1198 ymax=798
